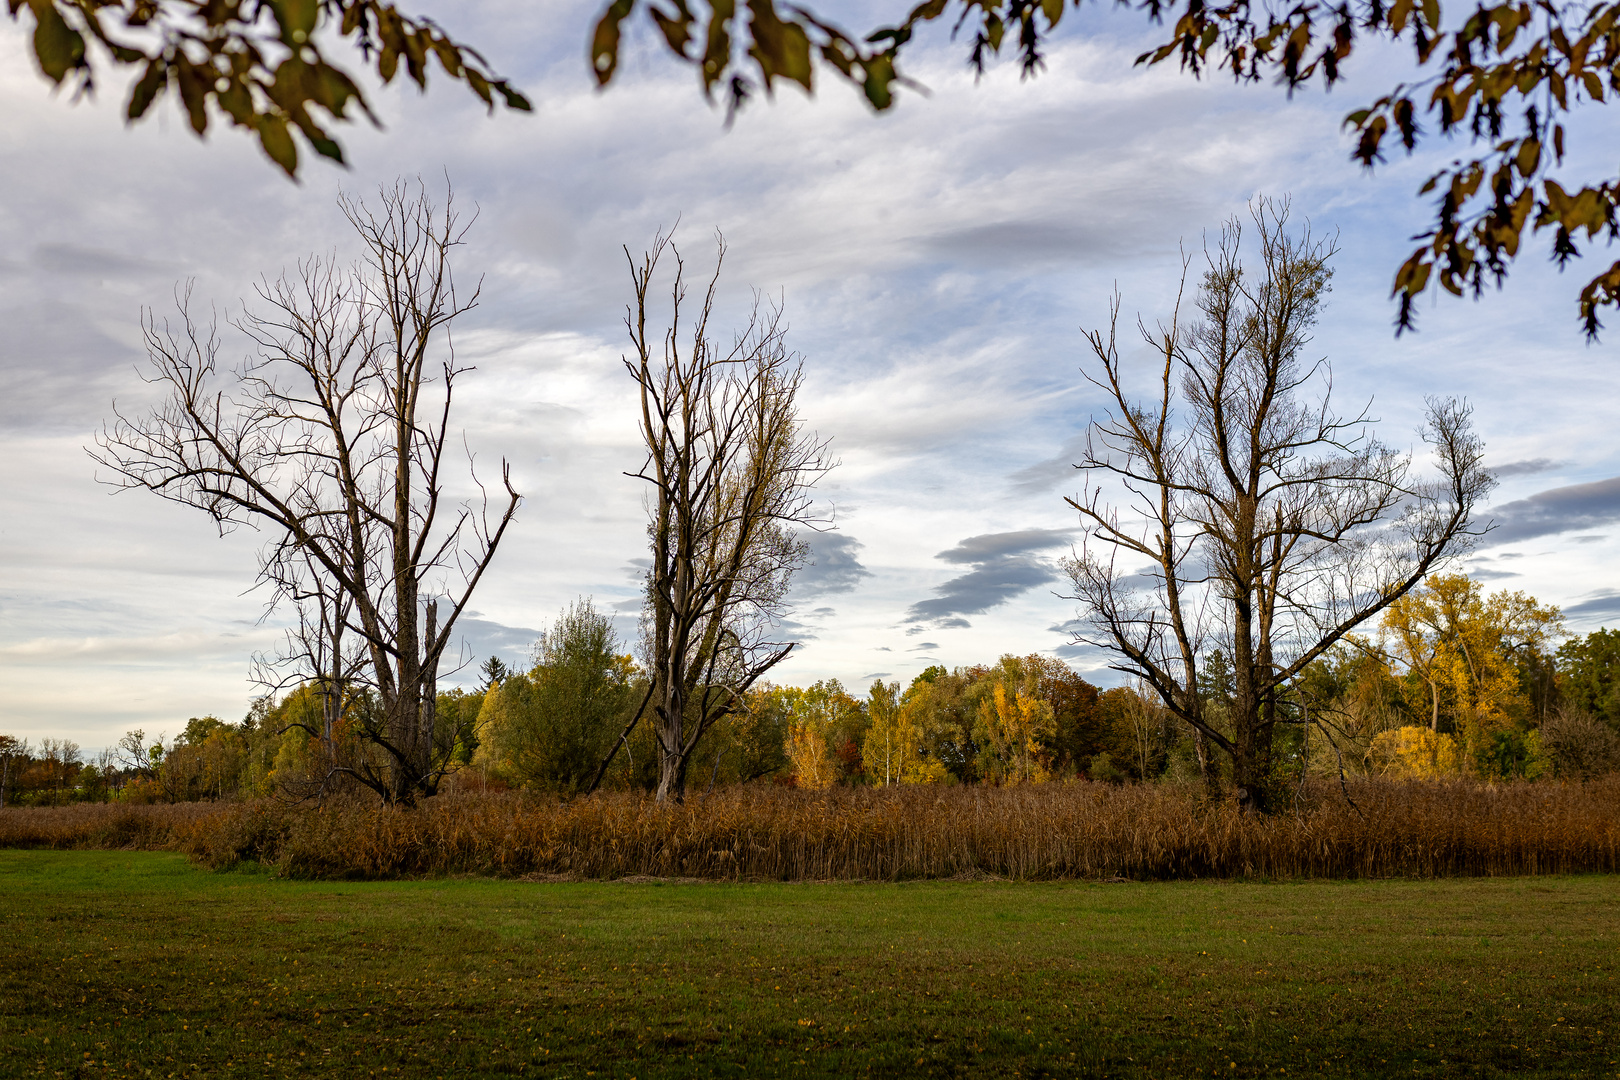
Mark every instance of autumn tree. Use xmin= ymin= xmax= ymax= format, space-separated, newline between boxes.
xmin=92 ymin=180 xmax=519 ymax=805
xmin=1383 ymin=574 xmax=1563 ymax=731
xmin=962 ymin=654 xmax=1102 ymax=782
xmin=1538 ymin=708 xmax=1620 ymax=779
xmin=779 ymin=679 xmax=865 ymax=788
xmin=1368 ymin=725 xmax=1466 ymax=778
xmin=692 ymin=683 xmax=794 ymax=790
xmin=622 ymin=232 xmax=835 ymax=802
xmin=862 ymin=679 xmax=908 ymax=786
xmin=35 ymin=738 xmax=82 ymax=806
xmin=1381 ymin=573 xmax=1562 ymax=778
xmin=1035 ymin=658 xmax=1104 ymax=776
xmin=1063 ymin=199 xmax=1493 ymax=811
xmin=1290 ymin=641 xmax=1411 ymax=777
xmin=973 ymin=681 xmax=1056 ymax=784
xmin=896 ymin=666 xmax=981 ymax=782
xmin=1085 ymin=684 xmax=1177 ymax=782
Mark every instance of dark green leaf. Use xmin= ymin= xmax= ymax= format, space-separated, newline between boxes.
xmin=258 ymin=115 xmax=298 ymax=175
xmin=28 ymin=0 xmax=85 ymax=84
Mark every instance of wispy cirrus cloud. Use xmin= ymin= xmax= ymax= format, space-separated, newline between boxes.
xmin=904 ymin=528 xmax=1074 ymax=628
xmin=1562 ymin=589 xmax=1620 ymax=621
xmin=791 ymin=532 xmax=873 ymax=599
xmin=1480 ymin=476 xmax=1620 ymax=547
xmin=1492 ymin=457 xmax=1564 ymax=479
xmin=1008 ymin=434 xmax=1088 ymax=494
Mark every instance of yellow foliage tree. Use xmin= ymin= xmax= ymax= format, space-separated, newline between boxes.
xmin=861 ymin=680 xmax=908 ymax=786
xmin=785 ymin=721 xmax=836 ymax=790
xmin=1384 ymin=574 xmax=1562 ymax=733
xmin=778 ymin=680 xmax=862 ymax=788
xmin=900 ymin=757 xmax=951 ymax=784
xmin=974 ymin=684 xmax=1055 ymax=784
xmin=1383 ymin=574 xmax=1563 ymax=777
xmin=1368 ymin=726 xmax=1464 ymax=778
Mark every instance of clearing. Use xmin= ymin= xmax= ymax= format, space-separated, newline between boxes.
xmin=1 ymin=851 xmax=1615 ymax=1077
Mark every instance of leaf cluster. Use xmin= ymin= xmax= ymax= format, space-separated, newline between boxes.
xmin=11 ymin=0 xmax=530 ymax=175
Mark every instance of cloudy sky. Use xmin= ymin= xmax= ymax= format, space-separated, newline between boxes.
xmin=2 ymin=1 xmax=1618 ymax=749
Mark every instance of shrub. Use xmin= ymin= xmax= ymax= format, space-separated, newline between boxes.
xmin=1540 ymin=709 xmax=1620 ymax=780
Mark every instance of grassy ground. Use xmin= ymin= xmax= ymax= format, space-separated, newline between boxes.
xmin=1 ymin=852 xmax=1616 ymax=1079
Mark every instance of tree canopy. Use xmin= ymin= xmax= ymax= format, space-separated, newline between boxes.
xmin=10 ymin=0 xmax=530 ymax=176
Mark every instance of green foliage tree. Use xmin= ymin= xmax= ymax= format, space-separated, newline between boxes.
xmin=1538 ymin=706 xmax=1620 ymax=778
xmin=436 ymin=687 xmax=485 ymax=765
xmin=1291 ymin=640 xmax=1410 ymax=776
xmin=476 ymin=599 xmax=636 ymax=794
xmin=0 ymin=734 xmax=25 ymax=808
xmin=899 ymin=666 xmax=980 ymax=781
xmin=861 ymin=679 xmax=906 ymax=785
xmin=148 ymin=717 xmax=250 ymax=801
xmin=479 ymin=656 xmax=511 ymax=693
xmin=690 ymin=683 xmax=793 ymax=790
xmin=1557 ymin=627 xmax=1620 ymax=726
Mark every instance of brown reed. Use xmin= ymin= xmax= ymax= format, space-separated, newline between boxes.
xmin=3 ymin=778 xmax=1617 ymax=881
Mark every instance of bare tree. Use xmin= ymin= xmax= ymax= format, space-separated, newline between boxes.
xmin=608 ymin=232 xmax=834 ymax=803
xmin=92 ymin=180 xmax=519 ymax=805
xmin=38 ymin=738 xmax=81 ymax=806
xmin=1063 ymin=199 xmax=1494 ymax=812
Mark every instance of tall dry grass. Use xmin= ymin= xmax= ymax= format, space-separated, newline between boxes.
xmin=0 ymin=801 xmax=227 ymax=852
xmin=3 ymin=778 xmax=1617 ymax=881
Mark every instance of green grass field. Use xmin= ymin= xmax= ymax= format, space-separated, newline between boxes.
xmin=1 ymin=852 xmax=1615 ymax=1078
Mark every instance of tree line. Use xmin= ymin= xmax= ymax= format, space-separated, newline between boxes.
xmin=6 ymin=578 xmax=1618 ymax=808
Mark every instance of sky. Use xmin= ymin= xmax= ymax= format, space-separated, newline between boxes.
xmin=2 ymin=1 xmax=1619 ymax=750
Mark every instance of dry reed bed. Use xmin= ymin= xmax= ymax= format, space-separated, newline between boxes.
xmin=3 ymin=779 xmax=1617 ymax=880
xmin=0 ymin=801 xmax=225 ymax=853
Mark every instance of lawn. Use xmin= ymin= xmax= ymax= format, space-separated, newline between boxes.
xmin=1 ymin=852 xmax=1615 ymax=1078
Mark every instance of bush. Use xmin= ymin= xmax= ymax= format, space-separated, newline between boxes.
xmin=1540 ymin=709 xmax=1620 ymax=780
